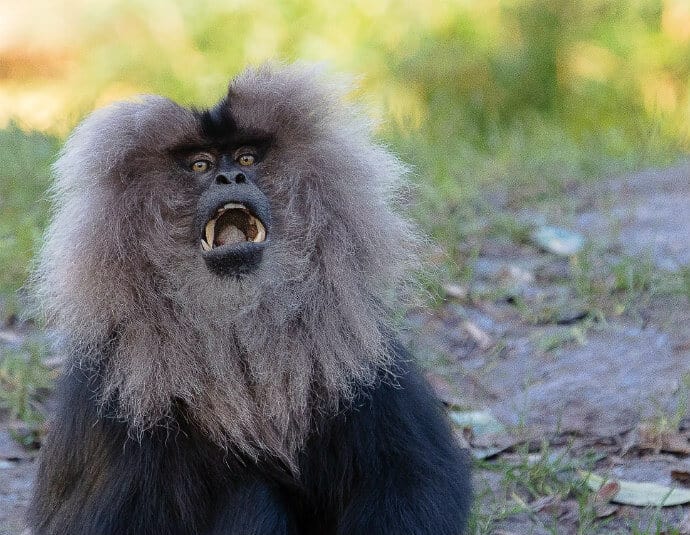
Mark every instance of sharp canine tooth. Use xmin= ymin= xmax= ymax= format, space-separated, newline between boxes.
xmin=201 ymin=239 xmax=211 ymax=251
xmin=254 ymin=220 xmax=266 ymax=243
xmin=205 ymin=219 xmax=215 ymax=246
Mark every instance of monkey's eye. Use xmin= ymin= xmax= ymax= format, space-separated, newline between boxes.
xmin=191 ymin=160 xmax=212 ymax=173
xmin=237 ymin=154 xmax=255 ymax=167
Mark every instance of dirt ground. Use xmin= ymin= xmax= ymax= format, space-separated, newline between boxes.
xmin=416 ymin=165 xmax=690 ymax=436
xmin=1 ymin=163 xmax=689 ymax=534
xmin=407 ymin=163 xmax=690 ymax=533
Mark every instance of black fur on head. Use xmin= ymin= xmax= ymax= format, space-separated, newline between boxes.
xmin=33 ymin=63 xmax=422 ymax=465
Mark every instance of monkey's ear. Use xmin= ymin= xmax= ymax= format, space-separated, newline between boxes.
xmin=54 ymin=97 xmax=197 ymax=190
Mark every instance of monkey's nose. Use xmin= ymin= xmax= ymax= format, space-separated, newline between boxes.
xmin=215 ymin=172 xmax=246 ymax=185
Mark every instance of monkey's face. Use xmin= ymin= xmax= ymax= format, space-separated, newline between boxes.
xmin=178 ymin=143 xmax=272 ymax=276
xmin=89 ymin=98 xmax=283 ymax=279
xmin=41 ymin=65 xmax=419 ymax=342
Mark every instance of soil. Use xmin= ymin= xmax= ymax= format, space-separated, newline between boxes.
xmin=407 ymin=162 xmax=690 ymax=533
xmin=1 ymin=163 xmax=689 ymax=534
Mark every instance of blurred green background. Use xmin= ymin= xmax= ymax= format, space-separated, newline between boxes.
xmin=1 ymin=0 xmax=689 ymax=300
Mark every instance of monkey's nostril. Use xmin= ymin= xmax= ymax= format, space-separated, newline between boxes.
xmin=235 ymin=173 xmax=246 ymax=184
xmin=216 ymin=174 xmax=230 ymax=185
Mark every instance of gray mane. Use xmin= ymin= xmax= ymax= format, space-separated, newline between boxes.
xmin=32 ymin=63 xmax=422 ymax=465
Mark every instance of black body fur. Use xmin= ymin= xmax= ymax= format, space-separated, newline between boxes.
xmin=30 ymin=345 xmax=471 ymax=535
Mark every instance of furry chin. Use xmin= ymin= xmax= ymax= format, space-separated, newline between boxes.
xmin=89 ymin=243 xmax=392 ymax=464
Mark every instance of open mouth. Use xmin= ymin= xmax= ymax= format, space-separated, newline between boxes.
xmin=200 ymin=203 xmax=267 ymax=251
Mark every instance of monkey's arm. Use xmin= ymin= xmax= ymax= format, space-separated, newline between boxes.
xmin=302 ymin=345 xmax=472 ymax=535
xmin=28 ymin=365 xmax=295 ymax=535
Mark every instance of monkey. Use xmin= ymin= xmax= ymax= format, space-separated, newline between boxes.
xmin=28 ymin=63 xmax=472 ymax=535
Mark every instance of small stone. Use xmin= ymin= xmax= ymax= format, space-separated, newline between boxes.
xmin=532 ymin=226 xmax=585 ymax=256
xmin=443 ymin=283 xmax=468 ymax=300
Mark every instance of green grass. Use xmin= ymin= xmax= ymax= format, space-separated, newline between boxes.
xmin=0 ymin=339 xmax=52 ymax=428
xmin=470 ymin=443 xmax=601 ymax=535
xmin=0 ymin=126 xmax=58 ymax=308
xmin=471 ymin=443 xmax=690 ymax=535
xmin=630 ymin=520 xmax=682 ymax=535
xmin=535 ymin=327 xmax=588 ymax=353
xmin=0 ymin=127 xmax=56 ymax=428
xmin=681 ymin=268 xmax=690 ymax=302
xmin=390 ymin=112 xmax=682 ymax=258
